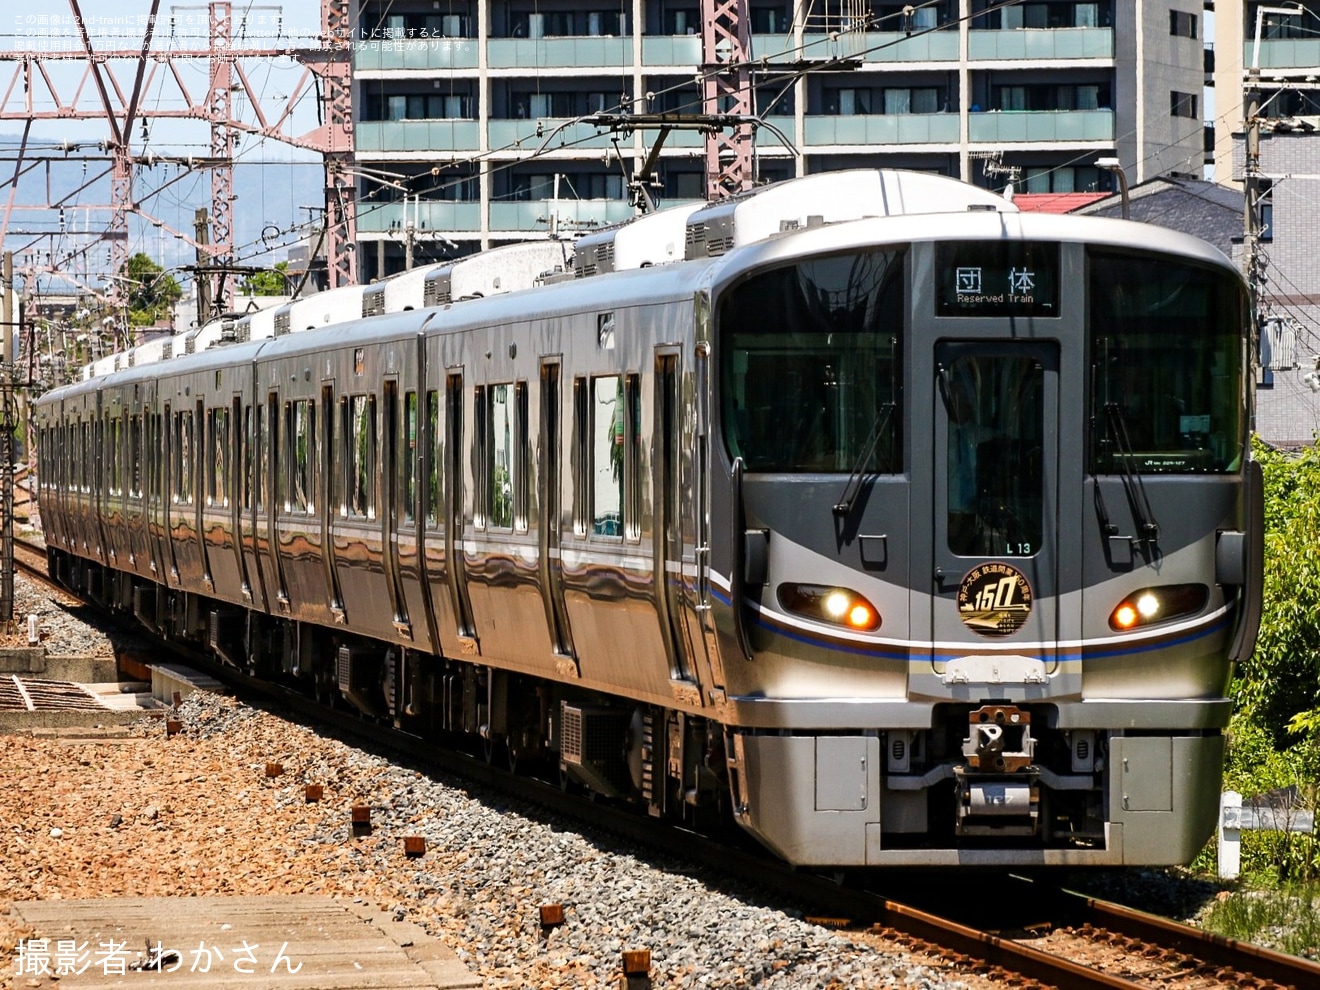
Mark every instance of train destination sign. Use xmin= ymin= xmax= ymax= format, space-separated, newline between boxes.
xmin=936 ymin=241 xmax=1060 ymax=317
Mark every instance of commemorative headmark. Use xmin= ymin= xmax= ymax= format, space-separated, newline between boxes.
xmin=957 ymin=562 xmax=1033 ymax=637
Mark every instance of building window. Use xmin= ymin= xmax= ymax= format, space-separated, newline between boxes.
xmin=1171 ymin=91 xmax=1199 ymax=119
xmin=1169 ymin=10 xmax=1197 ymax=38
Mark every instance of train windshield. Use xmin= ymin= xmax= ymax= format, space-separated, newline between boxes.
xmin=719 ymin=249 xmax=904 ymax=473
xmin=1089 ymin=251 xmax=1245 ymax=474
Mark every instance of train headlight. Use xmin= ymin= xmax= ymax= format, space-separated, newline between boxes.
xmin=1108 ymin=584 xmax=1208 ymax=631
xmin=778 ymin=583 xmax=881 ymax=632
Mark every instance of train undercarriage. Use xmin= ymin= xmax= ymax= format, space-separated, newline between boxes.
xmin=64 ymin=555 xmax=733 ymax=832
xmin=57 ymin=550 xmax=1215 ymax=866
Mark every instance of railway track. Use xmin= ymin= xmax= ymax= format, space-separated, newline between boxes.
xmin=12 ymin=534 xmax=55 ymax=586
xmin=11 ymin=551 xmax=1319 ymax=989
xmin=135 ymin=644 xmax=1320 ymax=990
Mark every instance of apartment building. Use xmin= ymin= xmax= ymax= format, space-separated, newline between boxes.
xmin=352 ymin=1 xmax=1208 ymax=279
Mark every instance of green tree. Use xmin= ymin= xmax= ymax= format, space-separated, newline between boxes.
xmin=241 ymin=261 xmax=290 ymax=296
xmin=1241 ymin=437 xmax=1320 ymax=744
xmin=123 ymin=252 xmax=182 ymax=327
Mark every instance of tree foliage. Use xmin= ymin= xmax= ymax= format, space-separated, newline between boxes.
xmin=1240 ymin=438 xmax=1320 ymax=745
xmin=241 ymin=261 xmax=290 ymax=296
xmin=123 ymin=252 xmax=182 ymax=327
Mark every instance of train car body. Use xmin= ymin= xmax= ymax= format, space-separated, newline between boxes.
xmin=34 ymin=171 xmax=1261 ymax=868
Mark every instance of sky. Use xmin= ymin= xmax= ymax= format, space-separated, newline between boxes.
xmin=0 ymin=1 xmax=329 ymax=294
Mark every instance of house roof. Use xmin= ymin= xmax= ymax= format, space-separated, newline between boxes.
xmin=1012 ymin=192 xmax=1107 ymax=214
xmin=1072 ymin=176 xmax=1243 ymax=257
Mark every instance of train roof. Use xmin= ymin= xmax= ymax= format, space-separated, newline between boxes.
xmin=713 ymin=204 xmax=1242 ymax=287
xmin=43 ymin=172 xmax=1244 ymax=409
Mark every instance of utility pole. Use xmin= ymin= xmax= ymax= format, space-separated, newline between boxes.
xmin=702 ymin=0 xmax=755 ymax=198
xmin=1242 ymin=6 xmax=1300 ymax=385
xmin=404 ymin=195 xmax=416 ymax=272
xmin=194 ymin=208 xmax=213 ymax=326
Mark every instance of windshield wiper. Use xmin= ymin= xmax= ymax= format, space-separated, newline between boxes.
xmin=1104 ymin=402 xmax=1160 ymax=543
xmin=833 ymin=401 xmax=896 ymax=516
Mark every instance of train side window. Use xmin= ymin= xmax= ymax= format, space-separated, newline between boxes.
xmin=256 ymin=402 xmax=267 ymax=514
xmin=267 ymin=394 xmax=280 ymax=516
xmin=514 ymin=381 xmax=529 ymax=533
xmin=242 ymin=405 xmax=253 ymax=510
xmin=282 ymin=402 xmax=294 ymax=513
xmin=175 ymin=410 xmax=194 ymax=505
xmin=207 ymin=407 xmax=231 ymax=507
xmin=425 ymin=389 xmax=441 ymax=528
xmin=624 ymin=374 xmax=641 ymax=541
xmin=591 ymin=375 xmax=623 ymax=539
xmin=404 ymin=390 xmax=418 ymax=524
xmin=107 ymin=414 xmax=120 ymax=497
xmin=291 ymin=399 xmax=315 ymax=514
xmin=206 ymin=410 xmax=216 ymax=505
xmin=216 ymin=407 xmax=231 ymax=507
xmin=344 ymin=394 xmax=373 ymax=518
xmin=81 ymin=422 xmax=90 ymax=493
xmin=129 ymin=414 xmax=143 ymax=499
xmin=446 ymin=374 xmax=463 ymax=532
xmin=473 ymin=384 xmax=488 ymax=528
xmin=571 ymin=376 xmax=588 ymax=536
xmin=489 ymin=383 xmax=514 ymax=530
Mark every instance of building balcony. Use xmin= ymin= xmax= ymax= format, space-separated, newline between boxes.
xmin=969 ymin=108 xmax=1114 ymax=143
xmin=489 ymin=199 xmax=638 ymax=232
xmin=969 ymin=27 xmax=1114 ymax=61
xmin=640 ymin=35 xmax=702 ymax=66
xmin=792 ymin=30 xmax=961 ymax=63
xmin=356 ymin=120 xmax=481 ymax=153
xmin=804 ymin=113 xmax=960 ymax=146
xmin=356 ymin=201 xmax=482 ymax=234
xmin=1245 ymin=38 xmax=1320 ymax=71
xmin=354 ymin=38 xmax=479 ymax=72
xmin=487 ymin=37 xmax=632 ymax=69
xmin=487 ymin=118 xmax=619 ymax=151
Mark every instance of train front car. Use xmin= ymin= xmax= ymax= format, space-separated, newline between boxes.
xmin=708 ymin=210 xmax=1260 ymax=867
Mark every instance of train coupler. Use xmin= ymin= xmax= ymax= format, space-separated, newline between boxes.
xmin=956 ymin=704 xmax=1040 ymax=836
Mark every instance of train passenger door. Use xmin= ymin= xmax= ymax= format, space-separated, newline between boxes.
xmin=654 ymin=350 xmax=696 ymax=686
xmin=143 ymin=400 xmax=163 ymax=579
xmin=195 ymin=399 xmax=214 ymax=593
xmin=239 ymin=398 xmax=267 ymax=610
xmin=928 ymin=340 xmax=1061 ymax=677
xmin=537 ymin=358 xmax=575 ymax=662
xmin=160 ymin=402 xmax=180 ymax=583
xmin=320 ymin=382 xmax=344 ymax=619
xmin=229 ymin=395 xmax=250 ymax=601
xmin=381 ymin=378 xmax=411 ymax=637
xmin=445 ymin=371 xmax=477 ymax=649
xmin=259 ymin=389 xmax=289 ymax=611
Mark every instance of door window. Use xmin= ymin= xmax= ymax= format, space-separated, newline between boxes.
xmin=943 ymin=354 xmax=1044 ymax=557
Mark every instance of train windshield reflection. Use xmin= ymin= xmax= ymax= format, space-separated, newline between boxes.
xmin=719 ymin=249 xmax=905 ymax=473
xmin=1089 ymin=251 xmax=1245 ymax=474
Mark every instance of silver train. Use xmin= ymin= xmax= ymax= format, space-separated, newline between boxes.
xmin=34 ymin=171 xmax=1262 ymax=867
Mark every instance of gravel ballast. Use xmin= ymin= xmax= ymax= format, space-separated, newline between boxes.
xmin=1 ymin=569 xmax=971 ymax=988
xmin=0 ymin=691 xmax=976 ymax=990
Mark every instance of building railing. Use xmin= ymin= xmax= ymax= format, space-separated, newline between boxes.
xmin=354 ymin=26 xmax=1113 ymax=73
xmin=353 ymin=38 xmax=478 ymax=71
xmin=489 ymin=199 xmax=639 ymax=232
xmin=356 ymin=201 xmax=482 ymax=234
xmin=1245 ymin=38 xmax=1320 ymax=70
xmin=969 ymin=108 xmax=1114 ymax=143
xmin=356 ymin=120 xmax=481 ymax=153
xmin=969 ymin=26 xmax=1114 ymax=61
xmin=805 ymin=112 xmax=960 ymax=145
xmin=487 ymin=37 xmax=632 ymax=69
